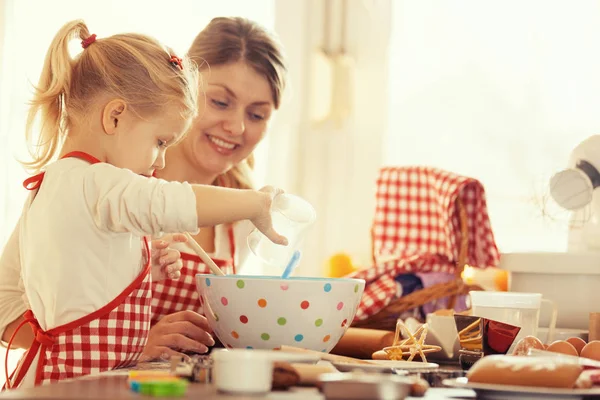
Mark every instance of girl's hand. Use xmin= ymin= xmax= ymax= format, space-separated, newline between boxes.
xmin=250 ymin=186 xmax=288 ymax=246
xmin=150 ymin=234 xmax=187 ymax=281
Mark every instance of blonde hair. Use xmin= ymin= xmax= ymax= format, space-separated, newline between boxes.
xmin=187 ymin=17 xmax=287 ymax=189
xmin=23 ymin=20 xmax=199 ymax=173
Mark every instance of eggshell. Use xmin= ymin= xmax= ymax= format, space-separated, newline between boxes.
xmin=581 ymin=341 xmax=600 ymax=362
xmin=512 ymin=336 xmax=544 ymax=356
xmin=566 ymin=337 xmax=587 ymax=355
xmin=547 ymin=340 xmax=579 ymax=356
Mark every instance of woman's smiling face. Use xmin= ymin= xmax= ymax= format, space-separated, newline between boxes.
xmin=177 ymin=61 xmax=275 ymax=178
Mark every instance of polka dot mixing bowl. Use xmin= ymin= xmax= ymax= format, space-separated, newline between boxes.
xmin=195 ymin=275 xmax=365 ymax=352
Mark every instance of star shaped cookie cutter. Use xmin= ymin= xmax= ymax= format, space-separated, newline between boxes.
xmin=382 ymin=319 xmax=442 ymax=363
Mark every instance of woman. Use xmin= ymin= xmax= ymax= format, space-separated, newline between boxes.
xmin=140 ymin=16 xmax=287 ymax=361
xmin=0 ymin=17 xmax=287 ymax=362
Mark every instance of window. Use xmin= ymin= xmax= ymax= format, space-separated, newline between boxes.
xmin=384 ymin=0 xmax=600 ymax=253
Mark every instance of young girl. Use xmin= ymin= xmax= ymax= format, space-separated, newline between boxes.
xmin=2 ymin=19 xmax=286 ymax=389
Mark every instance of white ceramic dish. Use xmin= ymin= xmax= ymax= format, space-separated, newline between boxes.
xmin=443 ymin=377 xmax=600 ymax=400
xmin=371 ymin=360 xmax=439 ymax=370
xmin=319 ymin=372 xmax=413 ymax=399
xmin=212 ymin=349 xmax=273 ymax=394
xmin=332 ymin=361 xmax=408 ymax=375
xmin=211 ymin=349 xmax=320 ymax=394
xmin=216 ymin=349 xmax=320 ymax=364
xmin=332 ymin=360 xmax=438 ymax=374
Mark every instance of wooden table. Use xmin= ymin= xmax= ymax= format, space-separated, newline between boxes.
xmin=0 ymin=362 xmax=475 ymax=400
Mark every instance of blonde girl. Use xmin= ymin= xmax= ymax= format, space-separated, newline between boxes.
xmin=2 ymin=19 xmax=285 ymax=389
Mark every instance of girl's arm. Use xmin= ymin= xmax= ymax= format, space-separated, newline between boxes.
xmin=2 ymin=315 xmax=33 ymax=349
xmin=0 ymin=221 xmax=33 ymax=348
xmin=191 ymin=185 xmax=286 ymax=245
xmin=83 ymin=164 xmax=287 ymax=245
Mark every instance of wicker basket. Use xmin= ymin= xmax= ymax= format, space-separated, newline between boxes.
xmin=352 ymin=197 xmax=483 ymax=331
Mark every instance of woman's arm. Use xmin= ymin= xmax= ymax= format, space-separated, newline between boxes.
xmin=0 ymin=221 xmax=33 ymax=349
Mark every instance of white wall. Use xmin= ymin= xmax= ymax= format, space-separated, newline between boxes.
xmin=267 ymin=0 xmax=393 ymax=276
xmin=383 ymin=0 xmax=600 ymax=253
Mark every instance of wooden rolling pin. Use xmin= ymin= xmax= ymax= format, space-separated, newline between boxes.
xmin=272 ymin=362 xmax=338 ymax=389
xmin=331 ymin=328 xmax=396 ymax=360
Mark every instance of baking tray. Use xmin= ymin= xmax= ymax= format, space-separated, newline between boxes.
xmin=318 ymin=372 xmax=412 ymax=399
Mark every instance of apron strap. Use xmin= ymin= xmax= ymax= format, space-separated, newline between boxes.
xmin=3 ymin=310 xmax=54 ymax=389
xmin=61 ymin=151 xmax=101 ymax=164
xmin=22 ymin=151 xmax=102 ymax=191
xmin=22 ymin=173 xmax=45 ymax=191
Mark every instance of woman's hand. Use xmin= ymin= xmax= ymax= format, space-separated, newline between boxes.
xmin=139 ymin=310 xmax=215 ymax=362
xmin=250 ymin=186 xmax=288 ymax=246
xmin=150 ymin=234 xmax=187 ymax=281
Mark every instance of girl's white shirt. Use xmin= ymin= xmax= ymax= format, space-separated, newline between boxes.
xmin=15 ymin=157 xmax=198 ymax=331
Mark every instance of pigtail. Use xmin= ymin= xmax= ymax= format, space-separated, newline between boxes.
xmin=22 ymin=20 xmax=90 ymax=173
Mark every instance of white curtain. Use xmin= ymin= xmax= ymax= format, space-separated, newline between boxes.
xmin=384 ymin=0 xmax=600 ymax=253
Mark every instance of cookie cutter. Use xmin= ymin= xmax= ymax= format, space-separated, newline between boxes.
xmin=453 ymin=314 xmax=521 ymax=370
xmin=170 ymin=354 xmax=213 ymax=383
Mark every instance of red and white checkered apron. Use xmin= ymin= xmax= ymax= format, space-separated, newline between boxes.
xmin=350 ymin=166 xmax=500 ymax=321
xmin=3 ymin=151 xmax=153 ymax=389
xmin=150 ymin=227 xmax=235 ymax=325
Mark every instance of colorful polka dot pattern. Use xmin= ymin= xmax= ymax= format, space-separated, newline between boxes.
xmin=198 ymin=277 xmax=364 ymax=353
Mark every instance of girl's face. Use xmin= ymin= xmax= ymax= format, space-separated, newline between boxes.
xmin=175 ymin=61 xmax=275 ymax=180
xmin=108 ymin=103 xmax=190 ymax=177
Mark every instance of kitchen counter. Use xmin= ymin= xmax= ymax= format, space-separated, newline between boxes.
xmin=0 ymin=361 xmax=475 ymax=400
xmin=0 ymin=376 xmax=475 ymax=400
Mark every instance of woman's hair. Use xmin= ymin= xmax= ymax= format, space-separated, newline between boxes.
xmin=187 ymin=17 xmax=287 ymax=189
xmin=23 ymin=19 xmax=199 ymax=173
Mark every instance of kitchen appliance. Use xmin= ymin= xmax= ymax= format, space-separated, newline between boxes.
xmin=501 ymin=135 xmax=600 ymax=330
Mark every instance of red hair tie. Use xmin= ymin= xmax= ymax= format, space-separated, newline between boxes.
xmin=81 ymin=34 xmax=97 ymax=49
xmin=169 ymin=55 xmax=183 ymax=70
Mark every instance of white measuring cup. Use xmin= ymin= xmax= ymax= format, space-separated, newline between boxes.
xmin=247 ymin=193 xmax=316 ymax=267
xmin=469 ymin=291 xmax=558 ymax=349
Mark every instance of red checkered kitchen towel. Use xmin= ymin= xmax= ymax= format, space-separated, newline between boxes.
xmin=350 ymin=166 xmax=500 ymax=321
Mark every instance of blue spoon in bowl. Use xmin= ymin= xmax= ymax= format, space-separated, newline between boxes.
xmin=281 ymin=250 xmax=301 ymax=279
